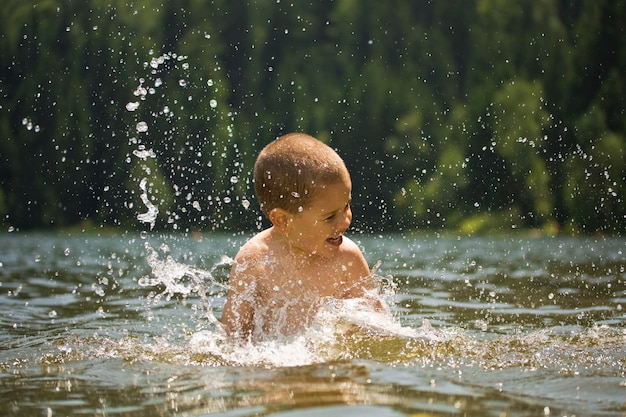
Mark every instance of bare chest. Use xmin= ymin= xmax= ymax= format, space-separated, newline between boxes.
xmin=260 ymin=262 xmax=344 ymax=301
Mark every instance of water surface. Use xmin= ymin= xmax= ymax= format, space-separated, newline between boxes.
xmin=1 ymin=232 xmax=624 ymax=416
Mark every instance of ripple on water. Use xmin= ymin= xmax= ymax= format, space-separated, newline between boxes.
xmin=1 ymin=233 xmax=625 ymax=416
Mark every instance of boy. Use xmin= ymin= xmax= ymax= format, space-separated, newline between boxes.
xmin=221 ymin=132 xmax=381 ymax=341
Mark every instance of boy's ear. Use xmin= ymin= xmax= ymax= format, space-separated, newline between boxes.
xmin=269 ymin=208 xmax=293 ymax=233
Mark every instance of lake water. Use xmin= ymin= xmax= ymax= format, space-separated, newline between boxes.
xmin=1 ymin=231 xmax=624 ymax=416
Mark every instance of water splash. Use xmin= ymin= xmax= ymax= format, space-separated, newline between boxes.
xmin=138 ymin=242 xmax=232 ymax=327
xmin=133 ymin=148 xmax=156 ymax=160
xmin=132 ymin=249 xmax=443 ymax=367
xmin=31 ymin=296 xmax=626 ymax=372
xmin=136 ymin=178 xmax=159 ymax=229
xmin=126 ymin=52 xmax=188 ymax=231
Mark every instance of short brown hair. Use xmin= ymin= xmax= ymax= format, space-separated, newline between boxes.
xmin=253 ymin=133 xmax=349 ymax=217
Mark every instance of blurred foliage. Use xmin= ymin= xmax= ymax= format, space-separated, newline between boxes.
xmin=1 ymin=0 xmax=624 ymax=234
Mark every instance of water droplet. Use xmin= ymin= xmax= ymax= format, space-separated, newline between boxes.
xmin=133 ymin=148 xmax=156 ymax=160
xmin=136 ymin=121 xmax=148 ymax=133
xmin=241 ymin=199 xmax=250 ymax=209
xmin=223 ymin=197 xmax=232 ymax=203
xmin=48 ymin=310 xmax=57 ymax=318
xmin=64 ymin=248 xmax=70 ymax=256
xmin=192 ymin=201 xmax=201 ymax=211
xmin=179 ymin=79 xmax=187 ymax=87
xmin=209 ymin=99 xmax=218 ymax=108
xmin=207 ymin=79 xmax=214 ymax=86
xmin=92 ymin=283 xmax=105 ymax=297
xmin=134 ymin=85 xmax=148 ymax=97
xmin=140 ymin=231 xmax=148 ymax=239
xmin=126 ymin=102 xmax=140 ymax=111
xmin=150 ymin=57 xmax=162 ymax=69
xmin=230 ymin=176 xmax=238 ymax=184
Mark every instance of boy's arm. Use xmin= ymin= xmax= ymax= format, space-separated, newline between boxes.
xmin=221 ymin=259 xmax=257 ymax=340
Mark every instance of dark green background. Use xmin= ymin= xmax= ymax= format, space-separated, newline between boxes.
xmin=1 ymin=0 xmax=624 ymax=234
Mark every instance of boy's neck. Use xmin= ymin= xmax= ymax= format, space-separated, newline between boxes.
xmin=269 ymin=227 xmax=322 ymax=265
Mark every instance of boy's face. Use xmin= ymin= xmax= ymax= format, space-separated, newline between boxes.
xmin=285 ymin=175 xmax=353 ymax=260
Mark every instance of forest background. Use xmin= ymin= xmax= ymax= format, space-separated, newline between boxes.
xmin=1 ymin=0 xmax=624 ymax=235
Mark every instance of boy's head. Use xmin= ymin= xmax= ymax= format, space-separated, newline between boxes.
xmin=254 ymin=133 xmax=350 ymax=218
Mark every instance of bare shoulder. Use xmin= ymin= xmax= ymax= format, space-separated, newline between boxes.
xmin=331 ymin=235 xmax=382 ymax=300
xmin=228 ymin=229 xmax=274 ymax=292
xmin=338 ymin=235 xmax=364 ymax=255
xmin=232 ymin=229 xmax=271 ymax=264
xmin=338 ymin=236 xmax=367 ymax=263
xmin=336 ymin=236 xmax=371 ymax=278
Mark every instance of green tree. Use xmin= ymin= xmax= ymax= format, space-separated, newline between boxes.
xmin=491 ymin=79 xmax=553 ymax=227
xmin=1 ymin=0 xmax=624 ymax=233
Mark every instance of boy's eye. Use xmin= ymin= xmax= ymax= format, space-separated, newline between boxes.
xmin=325 ymin=204 xmax=350 ymax=221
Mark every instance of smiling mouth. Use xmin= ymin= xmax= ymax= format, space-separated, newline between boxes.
xmin=326 ymin=235 xmax=343 ymax=246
